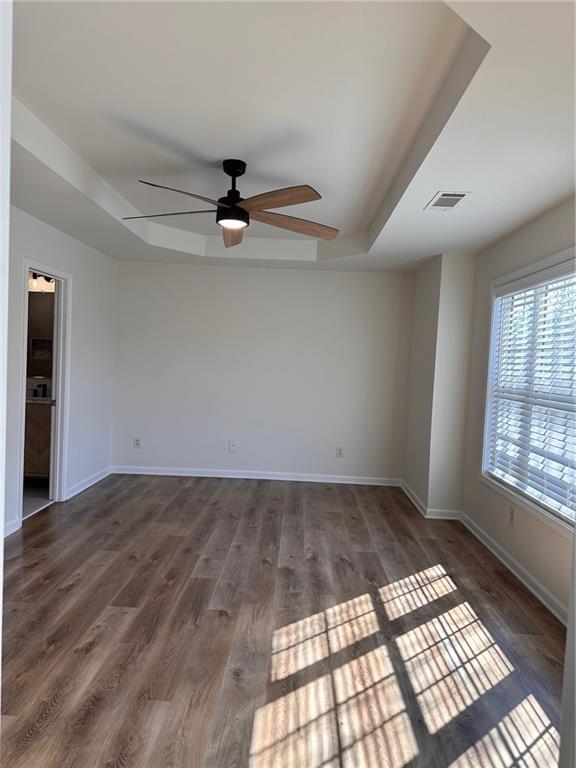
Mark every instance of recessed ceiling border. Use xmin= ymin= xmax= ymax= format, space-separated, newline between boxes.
xmin=11 ymin=13 xmax=489 ymax=266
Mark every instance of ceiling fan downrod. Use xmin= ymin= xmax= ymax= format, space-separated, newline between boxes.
xmin=217 ymin=159 xmax=249 ymax=228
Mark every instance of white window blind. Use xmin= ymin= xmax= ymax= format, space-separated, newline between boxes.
xmin=484 ymin=267 xmax=576 ymax=523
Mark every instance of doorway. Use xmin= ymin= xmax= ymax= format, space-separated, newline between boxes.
xmin=22 ymin=270 xmax=60 ymax=518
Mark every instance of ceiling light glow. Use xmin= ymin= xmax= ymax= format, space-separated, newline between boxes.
xmin=218 ymin=218 xmax=248 ymax=230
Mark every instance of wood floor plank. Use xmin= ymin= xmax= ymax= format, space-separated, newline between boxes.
xmin=1 ymin=476 xmax=565 ymax=768
xmin=208 ymin=480 xmax=264 ymax=613
xmin=1 ymin=531 xmax=155 ymax=717
xmin=149 ymin=608 xmax=238 ymax=768
xmin=2 ymin=605 xmax=138 ymax=768
xmin=201 ymin=481 xmax=284 ymax=768
xmin=190 ymin=479 xmax=244 ymax=579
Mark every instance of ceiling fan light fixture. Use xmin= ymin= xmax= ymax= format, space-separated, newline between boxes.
xmin=216 ymin=205 xmax=249 ymax=230
xmin=219 ymin=218 xmax=248 ymax=230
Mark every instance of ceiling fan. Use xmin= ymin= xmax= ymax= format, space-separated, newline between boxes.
xmin=123 ymin=159 xmax=339 ymax=247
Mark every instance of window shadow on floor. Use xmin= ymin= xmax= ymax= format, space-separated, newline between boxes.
xmin=249 ymin=565 xmax=560 ymax=768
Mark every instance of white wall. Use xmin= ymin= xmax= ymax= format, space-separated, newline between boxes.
xmin=1 ymin=0 xmax=13 ymax=722
xmin=559 ymin=553 xmax=575 ymax=767
xmin=113 ymin=262 xmax=412 ymax=480
xmin=428 ymin=252 xmax=475 ymax=512
xmin=5 ymin=199 xmax=573 ymax=626
xmin=463 ymin=196 xmax=575 ymax=613
xmin=403 ymin=255 xmax=442 ymax=505
xmin=403 ymin=252 xmax=475 ymax=514
xmin=5 ymin=207 xmax=116 ymax=534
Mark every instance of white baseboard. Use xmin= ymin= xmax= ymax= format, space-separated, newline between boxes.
xmin=4 ymin=518 xmax=21 ymax=538
xmin=400 ymin=482 xmax=428 ymax=517
xmin=4 ymin=466 xmax=112 ymax=538
xmin=112 ymin=465 xmax=403 ymax=487
xmin=459 ymin=512 xmax=568 ymax=626
xmin=66 ymin=467 xmax=113 ymax=500
xmin=426 ymin=507 xmax=463 ymax=520
xmin=7 ymin=463 xmax=568 ymax=625
xmin=399 ymin=482 xmax=567 ymax=625
xmin=401 ymin=482 xmax=462 ymax=520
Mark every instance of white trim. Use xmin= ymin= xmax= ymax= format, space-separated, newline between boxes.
xmin=481 ymin=285 xmax=499 ymax=476
xmin=401 ymin=481 xmax=462 ymax=520
xmin=482 ymin=251 xmax=576 ymax=529
xmin=0 ymin=2 xmax=13 ymax=714
xmin=4 ymin=466 xmax=112 ymax=537
xmin=400 ymin=481 xmax=427 ymax=517
xmin=11 ymin=100 xmax=317 ymax=263
xmin=492 ymin=247 xmax=575 ymax=297
xmin=4 ymin=518 xmax=20 ymax=538
xmin=398 ymin=483 xmax=569 ymax=625
xmin=66 ymin=467 xmax=113 ymax=500
xmin=16 ymin=260 xmax=72 ymax=531
xmin=22 ymin=499 xmax=53 ymax=522
xmin=460 ymin=511 xmax=568 ymax=626
xmin=4 ymin=462 xmax=570 ymax=625
xmin=426 ymin=507 xmax=463 ymax=520
xmin=26 ymin=259 xmax=72 ymax=502
xmin=559 ymin=550 xmax=575 ymax=767
xmin=480 ymin=473 xmax=574 ymax=541
xmin=112 ymin=465 xmax=403 ymax=487
xmin=90 ymin=468 xmax=574 ymax=623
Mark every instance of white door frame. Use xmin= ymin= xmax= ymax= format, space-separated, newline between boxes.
xmin=17 ymin=259 xmax=72 ymax=520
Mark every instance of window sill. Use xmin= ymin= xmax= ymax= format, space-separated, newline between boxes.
xmin=479 ymin=473 xmax=575 ymax=541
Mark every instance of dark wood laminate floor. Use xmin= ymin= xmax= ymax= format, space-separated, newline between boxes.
xmin=1 ymin=475 xmax=566 ymax=768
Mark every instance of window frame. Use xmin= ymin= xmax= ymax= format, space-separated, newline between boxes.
xmin=481 ymin=247 xmax=576 ymax=531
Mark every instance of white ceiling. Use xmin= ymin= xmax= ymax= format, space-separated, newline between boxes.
xmin=10 ymin=1 xmax=575 ymax=269
xmin=362 ymin=0 xmax=576 ymax=269
xmin=12 ymin=1 xmax=465 ymax=239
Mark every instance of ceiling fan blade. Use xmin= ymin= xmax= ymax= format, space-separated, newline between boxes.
xmin=223 ymin=228 xmax=245 ymax=248
xmin=250 ymin=210 xmax=339 ymax=240
xmin=123 ymin=209 xmax=214 ymax=220
xmin=139 ymin=180 xmax=228 ymax=208
xmin=240 ymin=185 xmax=320 ymax=212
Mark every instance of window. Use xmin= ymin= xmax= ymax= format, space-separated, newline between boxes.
xmin=483 ymin=260 xmax=576 ymax=524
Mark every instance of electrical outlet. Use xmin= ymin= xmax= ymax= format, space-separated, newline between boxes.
xmin=336 ymin=447 xmax=344 ymax=458
xmin=228 ymin=440 xmax=237 ymax=453
xmin=509 ymin=506 xmax=515 ymax=526
xmin=133 ymin=437 xmax=141 ymax=449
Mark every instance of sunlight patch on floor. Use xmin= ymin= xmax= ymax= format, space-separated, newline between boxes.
xmin=250 ymin=674 xmax=339 ymax=768
xmin=333 ymin=646 xmax=418 ymax=768
xmin=379 ymin=564 xmax=458 ymax=620
xmin=251 ymin=645 xmax=418 ymax=768
xmin=325 ymin=594 xmax=380 ymax=655
xmin=448 ymin=695 xmax=560 ymax=767
xmin=270 ymin=593 xmax=379 ymax=681
xmin=396 ymin=602 xmax=514 ymax=733
xmin=253 ymin=570 xmax=557 ymax=768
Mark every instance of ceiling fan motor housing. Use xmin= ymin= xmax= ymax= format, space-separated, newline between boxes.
xmin=216 ymin=202 xmax=249 ymax=229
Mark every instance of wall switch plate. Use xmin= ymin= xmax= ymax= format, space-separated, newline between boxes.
xmin=336 ymin=447 xmax=344 ymax=458
xmin=133 ymin=437 xmax=141 ymax=449
xmin=228 ymin=440 xmax=237 ymax=453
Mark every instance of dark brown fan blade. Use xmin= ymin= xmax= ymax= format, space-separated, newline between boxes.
xmin=123 ymin=210 xmax=214 ymax=220
xmin=250 ymin=210 xmax=339 ymax=240
xmin=223 ymin=228 xmax=244 ymax=248
xmin=139 ymin=180 xmax=229 ymax=208
xmin=239 ymin=185 xmax=320 ymax=212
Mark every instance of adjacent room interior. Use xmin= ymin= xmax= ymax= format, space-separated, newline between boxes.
xmin=22 ymin=270 xmax=56 ymax=519
xmin=0 ymin=2 xmax=574 ymax=767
